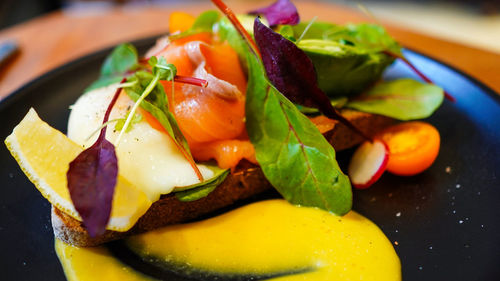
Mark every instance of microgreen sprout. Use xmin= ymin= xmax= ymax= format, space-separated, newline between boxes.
xmin=118 ymin=80 xmax=138 ymax=89
xmin=295 ymin=16 xmax=317 ymax=44
xmin=84 ymin=118 xmax=121 ymax=142
xmin=115 ymin=56 xmax=176 ymax=147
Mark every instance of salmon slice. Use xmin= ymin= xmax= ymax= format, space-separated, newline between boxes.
xmin=144 ymin=32 xmax=250 ymax=169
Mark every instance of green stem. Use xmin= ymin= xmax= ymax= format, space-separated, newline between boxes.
xmin=115 ymin=73 xmax=160 ymax=147
xmin=85 ymin=118 xmax=122 ymax=142
xmin=296 ymin=16 xmax=318 ymax=44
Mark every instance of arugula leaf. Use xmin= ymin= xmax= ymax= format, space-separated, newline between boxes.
xmin=346 ymin=79 xmax=444 ymax=120
xmin=175 ymin=166 xmax=230 ymax=202
xmin=86 ymin=43 xmax=139 ymax=92
xmin=245 ymin=52 xmax=352 ymax=215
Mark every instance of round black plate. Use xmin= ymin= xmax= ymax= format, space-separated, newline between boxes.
xmin=0 ymin=37 xmax=499 ymax=281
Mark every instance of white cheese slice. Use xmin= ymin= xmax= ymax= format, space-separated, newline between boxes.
xmin=67 ymin=84 xmax=214 ymax=201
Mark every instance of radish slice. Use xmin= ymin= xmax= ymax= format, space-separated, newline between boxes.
xmin=348 ymin=139 xmax=389 ymax=189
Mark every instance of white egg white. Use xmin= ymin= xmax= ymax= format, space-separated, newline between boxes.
xmin=67 ymin=84 xmax=214 ymax=201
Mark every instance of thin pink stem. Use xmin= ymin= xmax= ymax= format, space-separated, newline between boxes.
xmin=384 ymin=50 xmax=455 ymax=102
xmin=100 ymin=78 xmax=127 ymax=139
xmin=174 ymin=75 xmax=208 ymax=87
xmin=211 ymin=0 xmax=261 ymax=58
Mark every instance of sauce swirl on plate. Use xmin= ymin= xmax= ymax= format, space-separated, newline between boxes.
xmin=56 ymin=200 xmax=400 ymax=280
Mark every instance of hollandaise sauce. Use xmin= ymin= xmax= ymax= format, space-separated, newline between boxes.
xmin=56 ymin=200 xmax=401 ymax=280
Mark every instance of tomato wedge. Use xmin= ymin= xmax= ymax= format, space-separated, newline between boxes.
xmin=169 ymin=12 xmax=196 ymax=34
xmin=376 ymin=121 xmax=440 ymax=176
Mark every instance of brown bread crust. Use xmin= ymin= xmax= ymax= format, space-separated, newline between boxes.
xmin=52 ymin=110 xmax=394 ymax=246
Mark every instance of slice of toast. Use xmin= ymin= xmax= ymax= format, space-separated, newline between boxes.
xmin=52 ymin=110 xmax=394 ymax=246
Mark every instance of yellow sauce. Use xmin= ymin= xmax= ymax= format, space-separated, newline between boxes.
xmin=55 ymin=239 xmax=155 ymax=281
xmin=56 ymin=200 xmax=401 ymax=281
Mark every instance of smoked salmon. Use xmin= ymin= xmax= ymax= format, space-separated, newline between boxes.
xmin=144 ymin=32 xmax=253 ymax=169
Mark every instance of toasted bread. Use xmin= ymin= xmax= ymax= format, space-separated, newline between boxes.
xmin=52 ymin=110 xmax=394 ymax=246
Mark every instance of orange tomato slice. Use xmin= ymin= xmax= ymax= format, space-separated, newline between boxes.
xmin=169 ymin=12 xmax=196 ymax=34
xmin=376 ymin=121 xmax=440 ymax=176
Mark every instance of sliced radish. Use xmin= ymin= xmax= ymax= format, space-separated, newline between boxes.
xmin=348 ymin=139 xmax=389 ymax=189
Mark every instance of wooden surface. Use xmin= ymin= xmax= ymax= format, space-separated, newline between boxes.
xmin=0 ymin=0 xmax=500 ymax=99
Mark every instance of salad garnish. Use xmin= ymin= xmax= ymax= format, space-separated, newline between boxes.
xmin=347 ymin=79 xmax=444 ymax=120
xmin=212 ymin=0 xmax=353 ymax=214
xmin=245 ymin=52 xmax=353 ymax=215
xmin=384 ymin=50 xmax=456 ymax=102
xmin=67 ymin=53 xmax=209 ymax=235
xmin=121 ymin=56 xmax=205 ymax=181
xmin=383 ymin=50 xmax=455 ymax=102
xmin=253 ymin=18 xmax=371 ymax=141
xmin=211 ymin=0 xmax=261 ymax=57
xmin=66 ymin=78 xmax=124 ymax=237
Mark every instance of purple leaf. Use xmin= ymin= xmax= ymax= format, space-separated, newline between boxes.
xmin=253 ymin=18 xmax=371 ymax=141
xmin=67 ymin=134 xmax=117 ymax=237
xmin=249 ymin=0 xmax=299 ymax=26
xmin=67 ymin=79 xmax=124 ymax=237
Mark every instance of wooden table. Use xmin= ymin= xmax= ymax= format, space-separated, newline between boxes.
xmin=0 ymin=0 xmax=499 ymax=99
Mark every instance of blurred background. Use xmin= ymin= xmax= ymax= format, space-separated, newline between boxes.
xmin=0 ymin=0 xmax=499 ymax=53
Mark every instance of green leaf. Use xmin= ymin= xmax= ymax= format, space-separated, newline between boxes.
xmin=245 ymin=53 xmax=352 ymax=216
xmin=217 ymin=15 xmax=269 ymax=69
xmin=276 ymin=25 xmax=296 ymax=42
xmin=101 ymin=43 xmax=139 ymax=76
xmin=114 ymin=112 xmax=142 ymax=132
xmin=192 ymin=10 xmax=220 ymax=30
xmin=290 ymin=21 xmax=400 ymax=97
xmin=124 ymin=71 xmax=192 ymax=156
xmin=85 ymin=76 xmax=125 ymax=93
xmin=296 ymin=97 xmax=348 ymax=115
xmin=170 ymin=10 xmax=220 ymax=40
xmin=291 ymin=22 xmax=400 ymax=53
xmin=149 ymin=56 xmax=177 ymax=81
xmin=217 ymin=16 xmax=252 ymax=62
xmin=86 ymin=43 xmax=139 ymax=92
xmin=346 ymin=79 xmax=444 ymax=120
xmin=174 ymin=165 xmax=230 ymax=202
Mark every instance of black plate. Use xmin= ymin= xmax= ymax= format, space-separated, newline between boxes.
xmin=1 ymin=37 xmax=499 ymax=281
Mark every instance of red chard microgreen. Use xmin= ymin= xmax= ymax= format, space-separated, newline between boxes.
xmin=249 ymin=0 xmax=300 ymax=27
xmin=66 ymin=78 xmax=126 ymax=237
xmin=253 ymin=18 xmax=372 ymax=141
